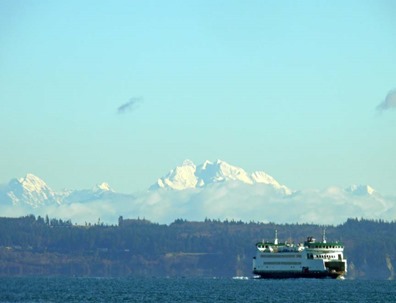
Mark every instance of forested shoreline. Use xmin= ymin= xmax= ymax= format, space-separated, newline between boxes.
xmin=0 ymin=216 xmax=395 ymax=279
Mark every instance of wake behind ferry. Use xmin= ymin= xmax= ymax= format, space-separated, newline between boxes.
xmin=253 ymin=231 xmax=347 ymax=279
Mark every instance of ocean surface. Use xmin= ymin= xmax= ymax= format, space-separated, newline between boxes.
xmin=0 ymin=277 xmax=395 ymax=303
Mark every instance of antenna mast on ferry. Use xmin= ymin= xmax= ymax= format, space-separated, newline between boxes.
xmin=322 ymin=228 xmax=327 ymax=243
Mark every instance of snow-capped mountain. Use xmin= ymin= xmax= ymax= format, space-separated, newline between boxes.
xmin=94 ymin=182 xmax=114 ymax=193
xmin=345 ymin=184 xmax=376 ymax=196
xmin=0 ymin=174 xmax=120 ymax=207
xmin=152 ymin=160 xmax=198 ymax=190
xmin=0 ymin=163 xmax=394 ymax=226
xmin=62 ymin=182 xmax=121 ymax=204
xmin=150 ymin=159 xmax=291 ymax=194
xmin=5 ymin=173 xmax=61 ymax=207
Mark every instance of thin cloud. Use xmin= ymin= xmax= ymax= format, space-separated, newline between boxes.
xmin=377 ymin=89 xmax=396 ymax=112
xmin=117 ymin=97 xmax=143 ymax=114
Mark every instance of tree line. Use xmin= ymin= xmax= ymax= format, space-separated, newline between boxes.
xmin=0 ymin=215 xmax=395 ymax=279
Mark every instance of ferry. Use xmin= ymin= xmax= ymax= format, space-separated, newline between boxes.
xmin=253 ymin=230 xmax=347 ymax=279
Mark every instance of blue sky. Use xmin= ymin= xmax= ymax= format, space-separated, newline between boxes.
xmin=1 ymin=0 xmax=395 ymax=195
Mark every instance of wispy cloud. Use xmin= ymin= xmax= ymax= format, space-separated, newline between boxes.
xmin=117 ymin=97 xmax=143 ymax=114
xmin=377 ymin=89 xmax=396 ymax=112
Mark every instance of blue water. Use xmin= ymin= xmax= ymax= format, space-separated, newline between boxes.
xmin=0 ymin=277 xmax=395 ymax=302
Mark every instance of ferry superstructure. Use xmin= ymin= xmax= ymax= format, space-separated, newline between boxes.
xmin=252 ymin=231 xmax=347 ymax=279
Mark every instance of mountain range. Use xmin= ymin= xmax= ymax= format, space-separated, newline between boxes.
xmin=0 ymin=160 xmax=394 ymax=225
xmin=150 ymin=159 xmax=291 ymax=194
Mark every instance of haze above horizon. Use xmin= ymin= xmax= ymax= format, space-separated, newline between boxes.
xmin=1 ymin=1 xmax=395 ymax=195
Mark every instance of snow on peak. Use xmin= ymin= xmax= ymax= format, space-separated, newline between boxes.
xmin=18 ymin=173 xmax=49 ymax=193
xmin=94 ymin=182 xmax=114 ymax=192
xmin=250 ymin=171 xmax=291 ymax=194
xmin=7 ymin=173 xmax=60 ymax=207
xmin=201 ymin=160 xmax=213 ymax=170
xmin=150 ymin=159 xmax=198 ymax=190
xmin=182 ymin=159 xmax=196 ymax=169
xmin=196 ymin=159 xmax=253 ymax=185
xmin=346 ymin=184 xmax=376 ymax=196
xmin=251 ymin=171 xmax=277 ymax=185
xmin=151 ymin=159 xmax=291 ymax=194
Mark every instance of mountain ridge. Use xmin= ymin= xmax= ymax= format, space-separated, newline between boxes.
xmin=2 ymin=174 xmax=116 ymax=207
xmin=6 ymin=174 xmax=61 ymax=207
xmin=0 ymin=160 xmax=393 ymax=226
xmin=150 ymin=159 xmax=292 ymax=194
